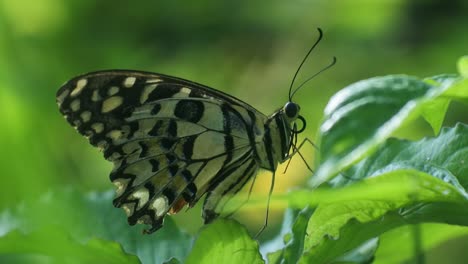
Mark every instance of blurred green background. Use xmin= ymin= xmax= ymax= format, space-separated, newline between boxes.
xmin=0 ymin=0 xmax=467 ymax=261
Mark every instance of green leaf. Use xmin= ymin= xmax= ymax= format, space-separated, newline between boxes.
xmin=420 ymin=97 xmax=450 ymax=134
xmin=299 ymin=184 xmax=468 ymax=263
xmin=186 ymin=219 xmax=264 ymax=264
xmin=0 ymin=228 xmax=140 ymax=263
xmin=313 ymin=75 xmax=468 ymax=186
xmin=374 ymin=224 xmax=468 ymax=264
xmin=0 ymin=189 xmax=192 ymax=264
xmin=334 ymin=123 xmax=468 ymax=188
xmin=297 ymin=124 xmax=468 ymax=263
xmin=458 ymin=55 xmax=468 ymax=78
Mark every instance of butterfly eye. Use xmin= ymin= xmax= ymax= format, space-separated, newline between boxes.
xmin=284 ymin=102 xmax=300 ymax=119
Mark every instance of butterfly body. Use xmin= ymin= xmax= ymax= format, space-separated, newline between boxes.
xmin=56 ymin=70 xmax=301 ymax=233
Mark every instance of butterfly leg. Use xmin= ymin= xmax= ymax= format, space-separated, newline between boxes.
xmin=255 ymin=170 xmax=276 ymax=238
xmin=284 ymin=137 xmax=317 ymax=174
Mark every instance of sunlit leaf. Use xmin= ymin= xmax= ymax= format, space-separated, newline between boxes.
xmin=186 ymin=219 xmax=263 ymax=264
xmin=313 ymin=75 xmax=468 ymax=186
xmin=374 ymin=224 xmax=468 ymax=264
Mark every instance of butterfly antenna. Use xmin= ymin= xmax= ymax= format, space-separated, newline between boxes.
xmin=290 ymin=56 xmax=337 ymax=99
xmin=288 ymin=28 xmax=324 ymax=101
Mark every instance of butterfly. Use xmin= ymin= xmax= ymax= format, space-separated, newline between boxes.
xmin=56 ymin=28 xmax=334 ymax=234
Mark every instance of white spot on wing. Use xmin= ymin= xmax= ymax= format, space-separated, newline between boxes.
xmin=91 ymin=123 xmax=104 ymax=133
xmin=107 ymin=130 xmax=122 ymax=141
xmin=56 ymin=89 xmax=70 ymax=106
xmin=121 ymin=203 xmax=134 ymax=216
xmin=123 ymin=77 xmax=136 ymax=88
xmin=70 ymin=78 xmax=88 ymax=97
xmin=96 ymin=140 xmax=108 ymax=150
xmin=92 ymin=90 xmax=102 ymax=102
xmin=108 ymin=86 xmax=120 ymax=96
xmin=132 ymin=187 xmax=150 ymax=209
xmin=70 ymin=99 xmax=81 ymax=112
xmin=113 ymin=178 xmax=130 ymax=197
xmin=181 ymin=87 xmax=191 ymax=94
xmin=151 ymin=196 xmax=168 ymax=217
xmin=146 ymin=78 xmax=163 ymax=83
xmin=72 ymin=119 xmax=82 ymax=127
xmin=102 ymin=96 xmax=123 ymax=113
xmin=172 ymin=87 xmax=191 ymax=98
xmin=80 ymin=111 xmax=91 ymax=122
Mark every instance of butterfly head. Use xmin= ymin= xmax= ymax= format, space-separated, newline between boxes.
xmin=284 ymin=101 xmax=300 ymax=120
xmin=269 ymin=101 xmax=306 ymax=163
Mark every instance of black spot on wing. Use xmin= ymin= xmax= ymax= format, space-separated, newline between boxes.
xmin=166 ymin=153 xmax=176 ymax=164
xmin=160 ymin=137 xmax=176 ymax=150
xmin=147 ymin=83 xmax=180 ymax=102
xmin=149 ymin=159 xmax=160 ymax=172
xmin=128 ymin=121 xmax=139 ymax=138
xmin=162 ymin=189 xmax=176 ymax=204
xmin=168 ymin=164 xmax=179 ymax=176
xmin=167 ymin=120 xmax=177 ymax=138
xmin=182 ymin=136 xmax=196 ymax=159
xmin=148 ymin=120 xmax=164 ymax=136
xmin=121 ymin=105 xmax=135 ymax=118
xmin=174 ymin=100 xmax=204 ymax=123
xmin=139 ymin=142 xmax=148 ymax=158
xmin=151 ymin=103 xmax=161 ymax=115
xmin=183 ymin=182 xmax=197 ymax=203
xmin=181 ymin=169 xmax=193 ymax=181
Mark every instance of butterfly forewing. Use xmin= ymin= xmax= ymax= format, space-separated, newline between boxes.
xmin=56 ymin=70 xmax=283 ymax=233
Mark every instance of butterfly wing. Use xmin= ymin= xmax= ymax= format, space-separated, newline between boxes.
xmin=56 ymin=70 xmax=266 ymax=233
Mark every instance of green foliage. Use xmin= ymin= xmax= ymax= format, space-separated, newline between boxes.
xmin=186 ymin=220 xmax=263 ymax=264
xmin=314 ymin=73 xmax=466 ymax=186
xmin=0 ymin=190 xmax=191 ymax=263
xmin=1 ymin=56 xmax=466 ymax=263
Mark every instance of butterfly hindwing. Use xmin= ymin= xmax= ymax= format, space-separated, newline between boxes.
xmin=56 ymin=70 xmax=266 ymax=232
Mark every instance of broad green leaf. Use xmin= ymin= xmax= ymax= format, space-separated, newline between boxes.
xmin=374 ymin=224 xmax=468 ymax=264
xmin=313 ymin=75 xmax=468 ymax=186
xmin=0 ymin=189 xmax=192 ymax=264
xmin=253 ymin=169 xmax=468 ymax=263
xmin=297 ymin=124 xmax=468 ymax=263
xmin=300 ymin=185 xmax=468 ymax=263
xmin=0 ymin=228 xmax=140 ymax=264
xmin=186 ymin=219 xmax=264 ymax=264
xmin=333 ymin=123 xmax=468 ymax=188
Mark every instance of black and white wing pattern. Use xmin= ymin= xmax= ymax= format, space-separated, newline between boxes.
xmin=56 ymin=70 xmax=284 ymax=233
